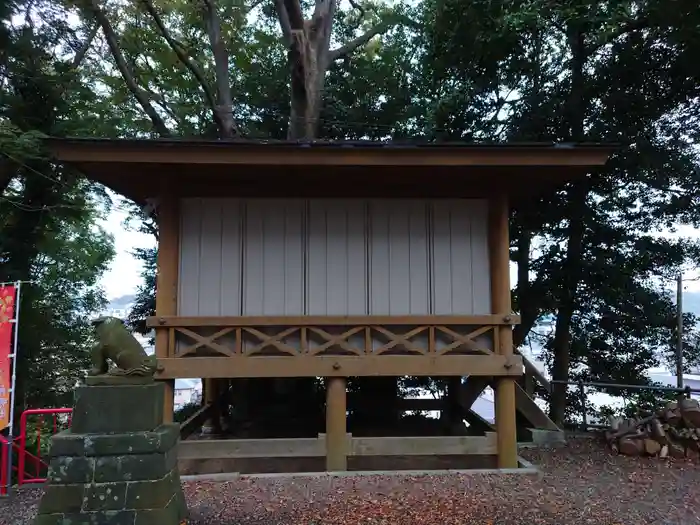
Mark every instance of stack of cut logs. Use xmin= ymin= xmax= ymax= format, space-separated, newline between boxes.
xmin=605 ymin=398 xmax=700 ymax=459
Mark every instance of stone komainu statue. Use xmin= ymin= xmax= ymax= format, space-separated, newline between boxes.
xmin=89 ymin=316 xmax=158 ymax=378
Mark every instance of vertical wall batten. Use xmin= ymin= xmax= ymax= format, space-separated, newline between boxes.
xmin=242 ymin=199 xmax=263 ymax=315
xmin=239 ymin=200 xmax=247 ymax=316
xmin=365 ymin=200 xmax=372 ymax=316
xmin=426 ymin=202 xmax=434 ymax=315
xmin=178 ymin=198 xmax=491 ymax=317
xmin=303 ymin=200 xmax=309 ymax=315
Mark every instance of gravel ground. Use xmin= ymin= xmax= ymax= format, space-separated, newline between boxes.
xmin=2 ymin=438 xmax=699 ymax=525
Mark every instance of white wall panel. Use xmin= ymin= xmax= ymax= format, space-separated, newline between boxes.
xmin=220 ymin=199 xmax=244 ymax=315
xmin=179 ymin=198 xmax=244 ymax=316
xmin=431 ymin=200 xmax=491 ymax=315
xmin=242 ymin=199 xmax=305 ymax=316
xmin=178 ymin=198 xmax=202 ymax=316
xmin=177 ymin=198 xmax=492 ymax=317
xmin=307 ymin=200 xmax=368 ymax=315
xmin=368 ymin=200 xmax=431 ymax=315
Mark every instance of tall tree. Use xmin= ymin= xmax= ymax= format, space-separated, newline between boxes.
xmin=425 ymin=0 xmax=700 ymax=423
xmin=77 ymin=0 xmax=414 ymax=140
xmin=0 ymin=0 xmax=115 ymax=414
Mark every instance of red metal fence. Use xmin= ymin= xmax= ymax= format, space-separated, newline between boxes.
xmin=1 ymin=408 xmax=72 ymax=495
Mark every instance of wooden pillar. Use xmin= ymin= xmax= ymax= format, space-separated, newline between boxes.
xmin=488 ymin=194 xmax=518 ymax=468
xmin=325 ymin=377 xmax=347 ymax=471
xmin=155 ymin=194 xmax=179 ymax=423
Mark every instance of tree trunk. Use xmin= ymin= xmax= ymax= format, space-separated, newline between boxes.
xmin=549 ymin=192 xmax=585 ymax=425
xmin=288 ymin=50 xmax=325 ymax=140
xmin=549 ymin=26 xmax=588 ymax=426
xmin=513 ymin=227 xmax=535 ymax=347
xmin=285 ymin=1 xmax=334 ymax=140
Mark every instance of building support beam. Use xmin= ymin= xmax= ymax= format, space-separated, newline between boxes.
xmin=154 ymin=194 xmax=179 ymax=423
xmin=489 ymin=194 xmax=518 ymax=469
xmin=325 ymin=377 xmax=347 ymax=471
xmin=155 ymin=354 xmax=522 ymax=379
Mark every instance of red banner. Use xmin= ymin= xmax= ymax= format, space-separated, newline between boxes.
xmin=0 ymin=285 xmax=16 ymax=431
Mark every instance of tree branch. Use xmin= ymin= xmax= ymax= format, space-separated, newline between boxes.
xmin=89 ymin=0 xmax=171 ymax=137
xmin=71 ymin=22 xmax=99 ymax=69
xmin=275 ymin=0 xmax=293 ymax=46
xmin=328 ymin=20 xmax=390 ymax=61
xmin=313 ymin=0 xmax=336 ymax=65
xmin=588 ymin=17 xmax=650 ymax=55
xmin=343 ymin=0 xmax=373 ymax=32
xmin=138 ymin=0 xmax=219 ymax=122
xmin=347 ymin=0 xmax=365 ymax=21
xmin=283 ymin=0 xmax=305 ymax=30
xmin=201 ymin=0 xmax=239 ymax=138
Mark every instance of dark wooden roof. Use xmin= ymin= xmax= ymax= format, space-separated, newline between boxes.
xmin=45 ymin=137 xmax=616 ymax=203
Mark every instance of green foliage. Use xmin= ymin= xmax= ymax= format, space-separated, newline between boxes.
xmin=0 ymin=0 xmax=115 ymax=417
xmin=424 ymin=0 xmax=700 ymax=424
xmin=174 ymin=402 xmax=201 ymax=424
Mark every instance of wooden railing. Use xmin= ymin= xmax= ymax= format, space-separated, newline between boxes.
xmin=147 ymin=315 xmax=523 ymax=379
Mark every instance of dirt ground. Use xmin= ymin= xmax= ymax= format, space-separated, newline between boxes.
xmin=2 ymin=438 xmax=699 ymax=525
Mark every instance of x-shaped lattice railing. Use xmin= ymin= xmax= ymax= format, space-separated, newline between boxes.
xmin=174 ymin=322 xmax=498 ymax=358
xmin=242 ymin=326 xmax=300 ymax=356
xmin=433 ymin=325 xmax=494 ymax=354
xmin=305 ymin=326 xmax=365 ymax=355
xmin=372 ymin=326 xmax=429 ymax=354
xmin=175 ymin=327 xmax=236 ymax=357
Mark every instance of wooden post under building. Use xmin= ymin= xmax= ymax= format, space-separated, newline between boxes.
xmin=325 ymin=377 xmax=347 ymax=471
xmin=154 ymin=193 xmax=178 ymax=423
xmin=489 ymin=194 xmax=518 ymax=468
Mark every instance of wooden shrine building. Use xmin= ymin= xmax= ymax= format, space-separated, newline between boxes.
xmin=46 ymin=138 xmax=612 ymax=471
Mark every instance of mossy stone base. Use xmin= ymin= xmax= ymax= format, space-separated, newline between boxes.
xmin=71 ymin=383 xmax=164 ymax=434
xmin=33 ymin=384 xmax=187 ymax=525
xmin=49 ymin=423 xmax=180 ymax=458
xmin=35 ymin=430 xmax=187 ymax=524
xmin=35 ymin=469 xmax=187 ymax=524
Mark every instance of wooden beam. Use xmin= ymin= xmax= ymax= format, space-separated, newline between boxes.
xmin=514 ymin=384 xmax=559 ymax=431
xmin=147 ymin=314 xmax=520 ymax=328
xmin=179 ymin=403 xmax=214 ymax=441
xmin=459 ymin=377 xmax=491 ymax=410
xmin=155 ymin=354 xmax=523 ymax=379
xmin=48 ymin=139 xmax=614 ymax=168
xmin=522 ymin=354 xmax=551 ymax=392
xmin=462 ymin=409 xmax=495 ymax=433
xmin=154 ymin=194 xmax=179 ymax=423
xmin=178 ymin=434 xmax=498 ymax=459
xmin=326 ymin=377 xmax=347 ymax=471
xmin=459 ymin=377 xmax=558 ymax=431
xmin=350 ymin=434 xmax=496 ymax=456
xmin=489 ymin=194 xmax=519 ymax=469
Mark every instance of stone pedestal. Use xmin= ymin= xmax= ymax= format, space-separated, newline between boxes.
xmin=34 ymin=382 xmax=188 ymax=525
